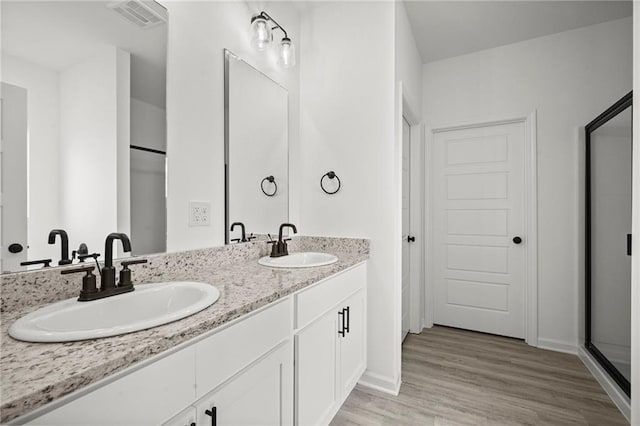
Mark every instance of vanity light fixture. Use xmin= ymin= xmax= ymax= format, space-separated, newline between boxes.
xmin=251 ymin=11 xmax=296 ymax=68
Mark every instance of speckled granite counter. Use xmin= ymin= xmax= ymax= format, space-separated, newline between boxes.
xmin=0 ymin=237 xmax=368 ymax=423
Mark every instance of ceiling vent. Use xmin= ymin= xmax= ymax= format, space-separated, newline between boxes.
xmin=108 ymin=0 xmax=167 ymax=29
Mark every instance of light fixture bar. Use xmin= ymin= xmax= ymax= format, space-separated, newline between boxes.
xmin=253 ymin=11 xmax=288 ymax=39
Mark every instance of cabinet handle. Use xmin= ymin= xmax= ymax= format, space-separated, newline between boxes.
xmin=205 ymin=406 xmax=217 ymax=426
xmin=345 ymin=306 xmax=350 ymax=334
xmin=338 ymin=310 xmax=345 ymax=337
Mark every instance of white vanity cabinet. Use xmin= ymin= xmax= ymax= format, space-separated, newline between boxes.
xmin=25 ymin=262 xmax=367 ymax=426
xmin=294 ymin=264 xmax=367 ymax=426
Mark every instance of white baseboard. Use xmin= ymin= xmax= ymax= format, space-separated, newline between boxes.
xmin=536 ymin=338 xmax=578 ymax=355
xmin=358 ymin=370 xmax=401 ymax=396
xmin=578 ymin=347 xmax=630 ymax=422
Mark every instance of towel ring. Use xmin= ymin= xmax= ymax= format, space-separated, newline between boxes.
xmin=261 ymin=176 xmax=277 ymax=196
xmin=320 ymin=171 xmax=341 ymax=195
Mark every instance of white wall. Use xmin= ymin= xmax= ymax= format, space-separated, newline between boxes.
xmin=1 ymin=54 xmax=61 ymax=262
xmin=164 ymin=1 xmax=300 ymax=252
xmin=299 ymin=1 xmax=399 ymax=392
xmin=59 ymin=46 xmax=130 ymax=258
xmin=422 ymin=17 xmax=633 ymax=350
xmin=395 ymin=2 xmax=422 ymax=118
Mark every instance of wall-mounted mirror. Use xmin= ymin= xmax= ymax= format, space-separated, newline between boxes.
xmin=1 ymin=0 xmax=167 ymax=272
xmin=224 ymin=50 xmax=288 ymax=244
xmin=585 ymin=91 xmax=632 ymax=397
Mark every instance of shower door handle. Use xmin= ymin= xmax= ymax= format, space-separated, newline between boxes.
xmin=627 ymin=234 xmax=632 ymax=256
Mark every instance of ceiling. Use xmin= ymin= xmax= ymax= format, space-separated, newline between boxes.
xmin=404 ymin=1 xmax=633 ymax=63
xmin=1 ymin=1 xmax=167 ymax=108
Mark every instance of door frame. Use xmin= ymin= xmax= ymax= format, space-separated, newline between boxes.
xmin=398 ymin=85 xmax=425 ymax=337
xmin=426 ymin=112 xmax=538 ymax=346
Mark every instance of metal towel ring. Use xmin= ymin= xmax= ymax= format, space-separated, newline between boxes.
xmin=320 ymin=171 xmax=341 ymax=195
xmin=261 ymin=176 xmax=277 ymax=196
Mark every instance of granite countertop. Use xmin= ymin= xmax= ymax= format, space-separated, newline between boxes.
xmin=0 ymin=238 xmax=368 ymax=423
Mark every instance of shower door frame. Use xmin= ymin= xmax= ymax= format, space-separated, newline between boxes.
xmin=585 ymin=90 xmax=633 ymax=398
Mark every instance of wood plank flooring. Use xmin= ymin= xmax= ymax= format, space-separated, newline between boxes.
xmin=331 ymin=326 xmax=627 ymax=425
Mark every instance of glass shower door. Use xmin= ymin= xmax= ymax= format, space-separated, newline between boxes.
xmin=586 ymin=92 xmax=632 ymax=396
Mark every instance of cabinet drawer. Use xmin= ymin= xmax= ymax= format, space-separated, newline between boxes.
xmin=31 ymin=346 xmax=196 ymax=425
xmin=195 ymin=298 xmax=292 ymax=398
xmin=295 ymin=263 xmax=366 ymax=329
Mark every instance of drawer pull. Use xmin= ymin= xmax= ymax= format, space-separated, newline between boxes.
xmin=205 ymin=406 xmax=217 ymax=426
xmin=338 ymin=310 xmax=345 ymax=337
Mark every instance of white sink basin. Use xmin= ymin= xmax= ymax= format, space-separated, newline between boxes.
xmin=258 ymin=252 xmax=338 ymax=268
xmin=9 ymin=282 xmax=220 ymax=343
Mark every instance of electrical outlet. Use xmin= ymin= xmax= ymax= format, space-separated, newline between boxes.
xmin=189 ymin=201 xmax=211 ymax=227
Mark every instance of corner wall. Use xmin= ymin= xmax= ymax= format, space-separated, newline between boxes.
xmin=299 ymin=1 xmax=399 ymax=391
xmin=422 ymin=17 xmax=633 ymax=351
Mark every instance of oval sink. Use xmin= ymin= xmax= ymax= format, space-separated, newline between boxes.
xmin=9 ymin=282 xmax=220 ymax=343
xmin=258 ymin=252 xmax=338 ymax=268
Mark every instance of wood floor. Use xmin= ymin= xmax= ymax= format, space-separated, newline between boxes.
xmin=332 ymin=326 xmax=627 ymax=425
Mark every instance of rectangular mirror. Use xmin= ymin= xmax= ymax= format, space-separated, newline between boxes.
xmin=1 ymin=0 xmax=167 ymax=272
xmin=224 ymin=50 xmax=289 ymax=244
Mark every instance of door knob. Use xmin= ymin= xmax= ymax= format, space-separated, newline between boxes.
xmin=8 ymin=243 xmax=23 ymax=253
xmin=407 ymin=236 xmax=416 ymax=243
xmin=512 ymin=236 xmax=522 ymax=244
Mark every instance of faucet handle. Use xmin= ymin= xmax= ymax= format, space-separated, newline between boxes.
xmin=119 ymin=258 xmax=147 ymax=288
xmin=61 ymin=265 xmax=98 ymax=301
xmin=20 ymin=259 xmax=52 ymax=268
xmin=121 ymin=258 xmax=148 ymax=267
xmin=61 ymin=265 xmax=95 ymax=275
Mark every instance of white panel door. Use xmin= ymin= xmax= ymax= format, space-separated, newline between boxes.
xmin=401 ymin=117 xmax=411 ymax=342
xmin=433 ymin=122 xmax=526 ymax=338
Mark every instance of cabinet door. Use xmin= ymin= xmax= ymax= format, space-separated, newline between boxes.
xmin=162 ymin=406 xmax=196 ymax=426
xmin=295 ymin=309 xmax=339 ymax=426
xmin=194 ymin=342 xmax=293 ymax=426
xmin=339 ymin=290 xmax=366 ymax=398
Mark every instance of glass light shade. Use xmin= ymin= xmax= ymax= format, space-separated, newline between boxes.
xmin=251 ymin=16 xmax=272 ymax=51
xmin=279 ymin=37 xmax=296 ymax=68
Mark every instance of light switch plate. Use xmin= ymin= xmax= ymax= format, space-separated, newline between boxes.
xmin=189 ymin=201 xmax=210 ymax=227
